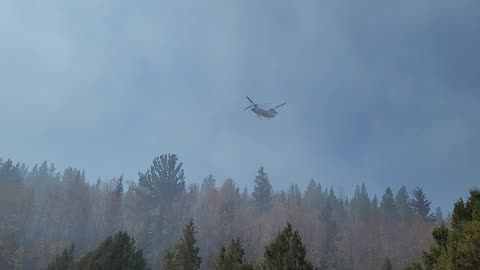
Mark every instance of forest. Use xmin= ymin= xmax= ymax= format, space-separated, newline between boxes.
xmin=0 ymin=154 xmax=478 ymax=270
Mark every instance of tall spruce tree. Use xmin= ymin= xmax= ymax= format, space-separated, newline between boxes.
xmin=163 ymin=219 xmax=201 ymax=270
xmin=350 ymin=184 xmax=371 ymax=220
xmin=303 ymin=179 xmax=323 ymax=212
xmin=380 ymin=187 xmax=397 ymax=219
xmin=395 ymin=186 xmax=410 ymax=221
xmin=359 ymin=183 xmax=371 ymax=218
xmin=261 ymin=223 xmax=313 ymax=270
xmin=252 ymin=167 xmax=272 ymax=211
xmin=409 ymin=186 xmax=435 ymax=222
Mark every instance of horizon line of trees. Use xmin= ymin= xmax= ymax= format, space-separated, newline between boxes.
xmin=45 ymin=188 xmax=480 ymax=270
xmin=0 ymin=154 xmax=456 ymax=269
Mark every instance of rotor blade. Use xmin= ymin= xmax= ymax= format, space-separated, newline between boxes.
xmin=244 ymin=105 xmax=254 ymax=110
xmin=246 ymin=96 xmax=255 ymax=104
xmin=274 ymin=103 xmax=287 ymax=109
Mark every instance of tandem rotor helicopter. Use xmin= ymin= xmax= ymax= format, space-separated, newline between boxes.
xmin=244 ymin=96 xmax=286 ymax=119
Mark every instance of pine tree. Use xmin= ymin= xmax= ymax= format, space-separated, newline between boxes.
xmin=409 ymin=186 xmax=435 ymax=222
xmin=380 ymin=187 xmax=397 ymax=219
xmin=213 ymin=238 xmax=253 ymax=270
xmin=261 ymin=223 xmax=313 ymax=270
xmin=76 ymin=231 xmax=149 ymax=270
xmin=45 ymin=245 xmax=75 ymax=270
xmin=359 ymin=183 xmax=371 ymax=218
xmin=137 ymin=154 xmax=186 ymax=203
xmin=252 ymin=167 xmax=272 ymax=211
xmin=201 ymin=174 xmax=216 ymax=194
xmin=350 ymin=184 xmax=371 ymax=220
xmin=163 ymin=219 xmax=201 ymax=270
xmin=164 ymin=249 xmax=179 ymax=270
xmin=288 ymin=184 xmax=302 ymax=205
xmin=395 ymin=186 xmax=410 ymax=221
xmin=106 ymin=175 xmax=125 ymax=233
xmin=303 ymin=179 xmax=323 ymax=212
xmin=114 ymin=175 xmax=124 ymax=196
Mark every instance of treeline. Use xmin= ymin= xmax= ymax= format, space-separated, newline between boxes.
xmin=0 ymin=154 xmax=444 ymax=269
xmin=44 ymin=189 xmax=480 ymax=270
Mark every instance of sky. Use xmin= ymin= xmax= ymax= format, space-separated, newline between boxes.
xmin=1 ymin=1 xmax=479 ymax=212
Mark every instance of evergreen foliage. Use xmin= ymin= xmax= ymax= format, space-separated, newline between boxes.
xmin=1 ymin=154 xmax=471 ymax=270
xmin=45 ymin=245 xmax=75 ymax=270
xmin=213 ymin=238 xmax=253 ymax=270
xmin=260 ymin=223 xmax=313 ymax=270
xmin=252 ymin=167 xmax=272 ymax=211
xmin=380 ymin=187 xmax=397 ymax=219
xmin=163 ymin=219 xmax=201 ymax=270
xmin=405 ymin=189 xmax=480 ymax=269
xmin=409 ymin=186 xmax=435 ymax=222
xmin=137 ymin=154 xmax=186 ymax=203
xmin=395 ymin=186 xmax=410 ymax=221
xmin=76 ymin=231 xmax=149 ymax=270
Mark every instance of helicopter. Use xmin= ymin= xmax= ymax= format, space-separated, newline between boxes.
xmin=244 ymin=96 xmax=286 ymax=119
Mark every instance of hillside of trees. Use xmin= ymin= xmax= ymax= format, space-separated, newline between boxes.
xmin=0 ymin=154 xmax=455 ymax=269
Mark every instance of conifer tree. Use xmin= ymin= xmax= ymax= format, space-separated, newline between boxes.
xmin=45 ymin=245 xmax=75 ymax=270
xmin=380 ymin=187 xmax=396 ymax=219
xmin=261 ymin=223 xmax=313 ymax=270
xmin=406 ymin=189 xmax=480 ymax=269
xmin=409 ymin=186 xmax=435 ymax=222
xmin=163 ymin=219 xmax=201 ymax=270
xmin=288 ymin=184 xmax=302 ymax=205
xmin=114 ymin=175 xmax=124 ymax=196
xmin=213 ymin=238 xmax=253 ymax=270
xmin=303 ymin=179 xmax=323 ymax=212
xmin=252 ymin=167 xmax=272 ymax=211
xmin=201 ymin=175 xmax=216 ymax=194
xmin=76 ymin=231 xmax=149 ymax=270
xmin=350 ymin=184 xmax=371 ymax=220
xmin=395 ymin=186 xmax=410 ymax=221
xmin=137 ymin=154 xmax=186 ymax=204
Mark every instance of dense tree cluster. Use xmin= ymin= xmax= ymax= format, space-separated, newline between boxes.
xmin=406 ymin=189 xmax=480 ymax=269
xmin=0 ymin=155 xmax=451 ymax=269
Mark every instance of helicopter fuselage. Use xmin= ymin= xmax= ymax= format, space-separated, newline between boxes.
xmin=251 ymin=106 xmax=277 ymax=119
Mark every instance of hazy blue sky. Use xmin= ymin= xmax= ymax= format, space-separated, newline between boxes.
xmin=1 ymin=1 xmax=479 ymax=211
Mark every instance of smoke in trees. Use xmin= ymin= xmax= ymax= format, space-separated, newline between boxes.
xmin=0 ymin=155 xmax=442 ymax=270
